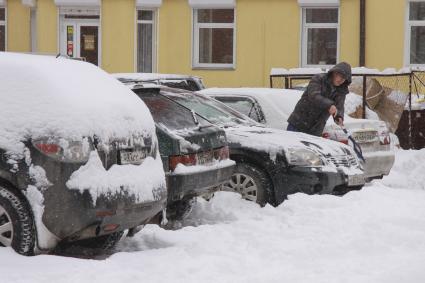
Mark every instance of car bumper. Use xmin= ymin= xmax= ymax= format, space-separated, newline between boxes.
xmin=272 ymin=166 xmax=365 ymax=204
xmin=167 ymin=162 xmax=235 ymax=202
xmin=363 ymin=151 xmax=395 ymax=179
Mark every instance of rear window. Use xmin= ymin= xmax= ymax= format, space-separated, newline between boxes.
xmin=138 ymin=92 xmax=210 ymax=131
xmin=159 ymin=79 xmax=201 ymax=91
xmin=162 ymin=91 xmax=255 ymax=127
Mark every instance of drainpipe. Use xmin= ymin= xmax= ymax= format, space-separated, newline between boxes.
xmin=359 ymin=0 xmax=366 ymax=66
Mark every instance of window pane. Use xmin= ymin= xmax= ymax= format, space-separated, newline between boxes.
xmin=198 ymin=9 xmax=234 ymax=23
xmin=306 ymin=8 xmax=338 ymax=23
xmin=137 ymin=23 xmax=153 ymax=72
xmin=138 ymin=10 xmax=153 ymax=21
xmin=307 ymin=28 xmax=337 ymax=65
xmin=199 ymin=28 xmax=233 ymax=64
xmin=0 ymin=8 xmax=5 ymax=21
xmin=411 ymin=26 xmax=425 ymax=64
xmin=410 ymin=2 xmax=425 ymax=21
xmin=0 ymin=25 xmax=4 ymax=51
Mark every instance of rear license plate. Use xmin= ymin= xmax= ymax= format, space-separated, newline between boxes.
xmin=197 ymin=151 xmax=214 ymax=166
xmin=348 ymin=174 xmax=365 ymax=186
xmin=120 ymin=150 xmax=148 ymax=165
xmin=353 ymin=131 xmax=377 ymax=143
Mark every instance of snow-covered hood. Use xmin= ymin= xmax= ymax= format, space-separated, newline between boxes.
xmin=0 ymin=53 xmax=156 ymax=155
xmin=225 ymin=126 xmax=355 ymax=160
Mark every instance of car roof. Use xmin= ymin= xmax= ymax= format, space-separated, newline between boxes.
xmin=114 ymin=73 xmax=202 ymax=82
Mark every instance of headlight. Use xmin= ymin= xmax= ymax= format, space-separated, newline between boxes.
xmin=285 ymin=148 xmax=323 ymax=167
xmin=32 ymin=137 xmax=92 ymax=163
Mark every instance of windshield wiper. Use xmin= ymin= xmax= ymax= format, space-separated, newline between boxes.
xmin=190 ymin=109 xmax=199 ymax=125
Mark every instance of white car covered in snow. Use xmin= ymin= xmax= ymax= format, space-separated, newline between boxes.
xmin=0 ymin=53 xmax=167 ymax=255
xmin=201 ymin=88 xmax=395 ymax=180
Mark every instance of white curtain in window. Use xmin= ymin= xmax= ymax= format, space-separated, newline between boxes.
xmin=22 ymin=0 xmax=36 ymax=7
xmin=54 ymin=0 xmax=100 ymax=6
xmin=298 ymin=0 xmax=339 ymax=7
xmin=188 ymin=0 xmax=235 ymax=8
xmin=136 ymin=0 xmax=162 ymax=8
xmin=0 ymin=0 xmax=5 ymax=6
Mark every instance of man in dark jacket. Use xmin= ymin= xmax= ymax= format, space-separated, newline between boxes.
xmin=287 ymin=62 xmax=352 ymax=137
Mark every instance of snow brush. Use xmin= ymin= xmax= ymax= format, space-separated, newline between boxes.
xmin=333 ymin=113 xmax=366 ymax=163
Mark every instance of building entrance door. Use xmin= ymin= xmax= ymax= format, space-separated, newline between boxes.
xmin=60 ymin=17 xmax=100 ymax=66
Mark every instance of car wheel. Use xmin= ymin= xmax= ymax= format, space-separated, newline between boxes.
xmin=223 ymin=163 xmax=272 ymax=206
xmin=71 ymin=231 xmax=124 ymax=251
xmin=0 ymin=185 xmax=35 ymax=256
xmin=166 ymin=197 xmax=197 ymax=221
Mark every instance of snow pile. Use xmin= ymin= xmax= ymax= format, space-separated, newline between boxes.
xmin=67 ymin=151 xmax=166 ymax=205
xmin=0 ymin=53 xmax=155 ymax=155
xmin=2 ymin=166 xmax=425 ymax=282
xmin=382 ymin=149 xmax=425 ymax=190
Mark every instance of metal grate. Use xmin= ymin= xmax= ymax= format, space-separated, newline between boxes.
xmin=327 ymin=155 xmax=359 ymax=168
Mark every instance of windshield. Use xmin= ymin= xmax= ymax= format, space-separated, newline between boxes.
xmin=138 ymin=91 xmax=211 ymax=131
xmin=161 ymin=90 xmax=257 ymax=127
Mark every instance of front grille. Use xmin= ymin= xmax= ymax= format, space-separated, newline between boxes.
xmin=327 ymin=155 xmax=358 ymax=168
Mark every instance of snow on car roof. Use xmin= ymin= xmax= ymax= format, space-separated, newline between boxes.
xmin=0 ymin=53 xmax=156 ymax=154
xmin=114 ymin=73 xmax=201 ymax=81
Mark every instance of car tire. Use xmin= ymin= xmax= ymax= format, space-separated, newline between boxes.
xmin=0 ymin=185 xmax=35 ymax=256
xmin=166 ymin=197 xmax=197 ymax=221
xmin=223 ymin=163 xmax=272 ymax=206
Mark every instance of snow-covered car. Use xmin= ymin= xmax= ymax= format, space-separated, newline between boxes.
xmin=158 ymin=88 xmax=365 ymax=206
xmin=115 ymin=73 xmax=205 ymax=91
xmin=122 ymin=85 xmax=235 ymax=221
xmin=202 ymin=88 xmax=395 ymax=180
xmin=0 ymin=53 xmax=167 ymax=255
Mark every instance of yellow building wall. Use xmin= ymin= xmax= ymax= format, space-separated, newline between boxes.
xmin=101 ymin=0 xmax=135 ymax=72
xmin=6 ymin=0 xmax=31 ymax=52
xmin=36 ymin=0 xmax=57 ymax=53
xmin=339 ymin=0 xmax=359 ymax=67
xmin=159 ymin=0 xmax=300 ymax=87
xmin=365 ymin=0 xmax=405 ymax=69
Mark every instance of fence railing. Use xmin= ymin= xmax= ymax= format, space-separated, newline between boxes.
xmin=270 ymin=70 xmax=425 ymax=149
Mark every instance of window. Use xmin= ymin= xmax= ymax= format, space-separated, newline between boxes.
xmin=0 ymin=7 xmax=6 ymax=51
xmin=193 ymin=9 xmax=235 ymax=69
xmin=213 ymin=96 xmax=266 ymax=123
xmin=301 ymin=8 xmax=339 ymax=66
xmin=137 ymin=10 xmax=157 ymax=73
xmin=407 ymin=2 xmax=425 ymax=65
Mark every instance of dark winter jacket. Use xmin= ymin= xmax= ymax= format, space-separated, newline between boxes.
xmin=287 ymin=62 xmax=352 ymax=137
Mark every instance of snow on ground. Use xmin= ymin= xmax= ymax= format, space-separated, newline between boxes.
xmin=1 ymin=149 xmax=425 ymax=283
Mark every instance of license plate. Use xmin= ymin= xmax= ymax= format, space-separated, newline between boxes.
xmin=348 ymin=174 xmax=365 ymax=186
xmin=352 ymin=131 xmax=378 ymax=143
xmin=120 ymin=150 xmax=148 ymax=165
xmin=197 ymin=151 xmax=214 ymax=166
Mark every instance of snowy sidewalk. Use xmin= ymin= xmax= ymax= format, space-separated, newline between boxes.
xmin=1 ymin=150 xmax=425 ymax=283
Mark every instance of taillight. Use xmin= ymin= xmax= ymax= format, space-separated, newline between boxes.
xmin=169 ymin=146 xmax=230 ymax=172
xmin=379 ymin=132 xmax=391 ymax=145
xmin=214 ymin=146 xmax=229 ymax=160
xmin=34 ymin=143 xmax=61 ymax=156
xmin=169 ymin=153 xmax=197 ymax=171
xmin=32 ymin=138 xmax=91 ymax=163
xmin=322 ymin=132 xmax=331 ymax=139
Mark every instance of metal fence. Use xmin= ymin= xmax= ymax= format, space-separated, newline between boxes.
xmin=270 ymin=71 xmax=425 ymax=149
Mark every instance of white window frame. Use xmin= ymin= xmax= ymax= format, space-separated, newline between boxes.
xmin=58 ymin=8 xmax=101 ymax=66
xmin=300 ymin=6 xmax=340 ymax=68
xmin=405 ymin=0 xmax=425 ymax=66
xmin=192 ymin=8 xmax=236 ymax=69
xmin=135 ymin=9 xmax=158 ymax=73
xmin=0 ymin=5 xmax=7 ymax=51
